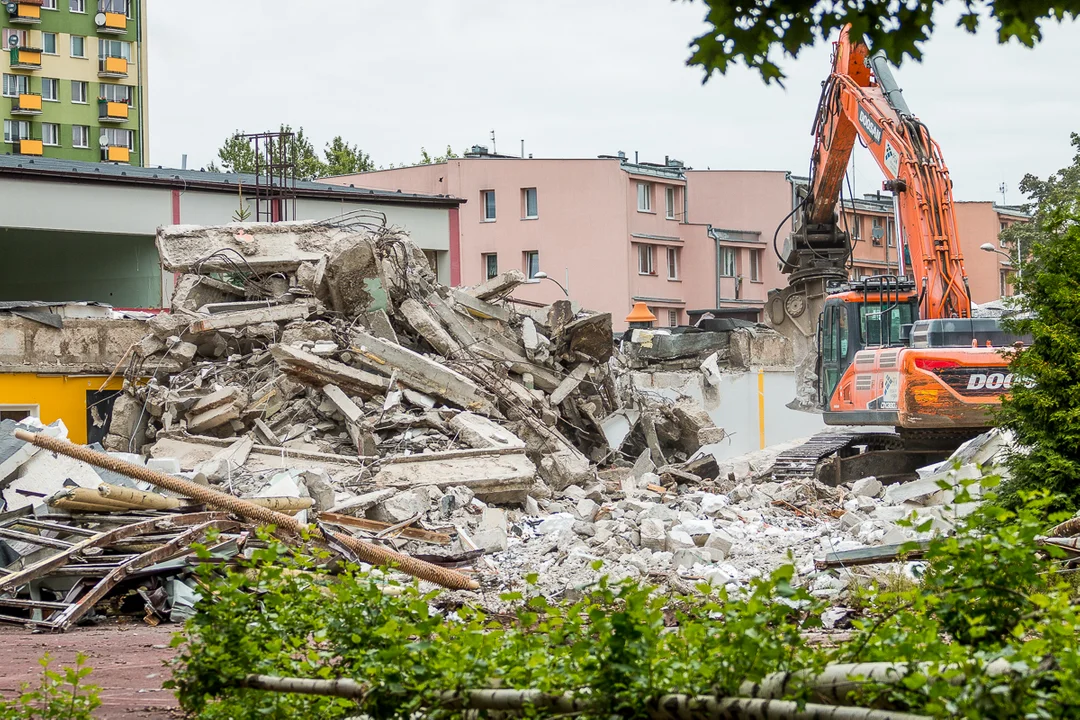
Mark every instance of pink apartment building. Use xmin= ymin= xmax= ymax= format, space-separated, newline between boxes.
xmin=321 ymin=153 xmax=1025 ymax=329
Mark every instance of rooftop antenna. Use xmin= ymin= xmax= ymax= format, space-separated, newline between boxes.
xmin=999 ymin=181 xmax=1008 ymax=205
xmin=181 ymin=153 xmax=187 ymax=170
xmin=490 ymin=129 xmax=496 ymax=154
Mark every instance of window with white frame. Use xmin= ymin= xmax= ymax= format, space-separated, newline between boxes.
xmin=481 ymin=190 xmax=496 ymax=221
xmin=42 ymin=0 xmax=57 ymax=8
xmin=42 ymin=32 xmax=57 ymax=55
xmin=483 ymin=253 xmax=498 ymax=280
xmin=638 ymin=244 xmax=655 ymax=275
xmin=1000 ymin=271 xmax=1012 ymax=298
xmin=3 ymin=74 xmax=30 ymax=97
xmin=0 ymin=405 xmax=40 ymax=422
xmin=42 ymin=123 xmax=59 ymax=146
xmin=98 ymin=39 xmax=131 ymax=60
xmin=72 ymin=124 xmax=89 ymax=148
xmin=42 ymin=78 xmax=58 ymax=102
xmin=522 ymin=187 xmax=537 ymax=219
xmin=3 ymin=30 xmax=28 ymax=50
xmin=887 ymin=219 xmax=896 ymax=247
xmin=4 ymin=120 xmax=30 ymax=143
xmin=102 ymin=127 xmax=133 ymax=149
xmin=99 ymin=0 xmax=128 ymax=12
xmin=70 ymin=0 xmax=85 ymax=12
xmin=665 ymin=187 xmax=676 ymax=219
xmin=71 ymin=80 xmax=87 ymax=103
xmin=871 ymin=216 xmax=883 ymax=246
xmin=637 ymin=182 xmax=652 ymax=212
xmin=70 ymin=35 xmax=85 ymax=58
xmin=666 ymin=247 xmax=679 ymax=280
xmin=667 ymin=310 xmax=678 ymax=328
xmin=849 ymin=216 xmax=860 ymax=239
xmin=749 ymin=249 xmax=762 ymax=282
xmin=719 ymin=246 xmax=737 ymax=277
xmin=99 ymin=83 xmax=131 ymax=103
xmin=524 ymin=251 xmax=540 ymax=279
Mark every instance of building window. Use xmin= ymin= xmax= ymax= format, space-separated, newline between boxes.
xmin=667 ymin=310 xmax=678 ymax=328
xmin=42 ymin=123 xmax=59 ymax=146
xmin=637 ymin=182 xmax=652 ymax=212
xmin=1000 ymin=271 xmax=1013 ymax=298
xmin=42 ymin=32 xmax=57 ymax=55
xmin=42 ymin=0 xmax=57 ymax=8
xmin=524 ymin=251 xmax=540 ymax=279
xmin=871 ymin=217 xmax=884 ymax=246
xmin=666 ymin=247 xmax=679 ymax=280
xmin=0 ymin=405 xmax=39 ymax=422
xmin=3 ymin=30 xmax=28 ymax=50
xmin=886 ymin=219 xmax=896 ymax=247
xmin=483 ymin=253 xmax=498 ymax=280
xmin=70 ymin=35 xmax=86 ymax=58
xmin=100 ymin=82 xmax=131 ymax=103
xmin=102 ymin=127 xmax=133 ymax=150
xmin=3 ymin=120 xmax=30 ymax=143
xmin=665 ymin=187 xmax=676 ymax=219
xmin=99 ymin=0 xmax=128 ymax=12
xmin=481 ymin=190 xmax=496 ymax=221
xmin=99 ymin=39 xmax=131 ymax=60
xmin=750 ymin=249 xmax=762 ymax=282
xmin=71 ymin=80 xmax=87 ymax=103
xmin=849 ymin=216 xmax=860 ymax=240
xmin=2 ymin=74 xmax=30 ymax=97
xmin=42 ymin=78 xmax=59 ymax=102
xmin=719 ymin=246 xmax=737 ymax=277
xmin=72 ymin=124 xmax=89 ymax=148
xmin=638 ymin=244 xmax=655 ymax=275
xmin=70 ymin=0 xmax=85 ymax=12
xmin=522 ymin=187 xmax=538 ymax=219
xmin=1000 ymin=221 xmax=1008 ymax=232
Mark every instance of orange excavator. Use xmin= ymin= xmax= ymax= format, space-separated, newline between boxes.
xmin=766 ymin=26 xmax=1027 ymax=484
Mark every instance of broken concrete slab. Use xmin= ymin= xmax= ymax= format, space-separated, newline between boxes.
xmin=374 ymin=452 xmax=535 ymax=504
xmin=451 ymin=289 xmax=511 ymax=322
xmin=466 ymin=270 xmax=527 ymax=301
xmin=325 ymin=236 xmax=390 ymax=316
xmin=549 ymin=362 xmax=593 ymax=406
xmin=448 ymin=412 xmax=526 ymax=450
xmin=271 ymin=344 xmax=390 ymax=398
xmin=186 ymin=302 xmax=319 ymax=335
xmin=157 ymin=221 xmax=355 ymax=274
xmin=559 ymin=312 xmax=613 ymax=362
xmin=170 ymin=274 xmax=246 ymax=313
xmin=398 ymin=298 xmax=460 ymax=357
xmin=347 ymin=329 xmax=499 ymax=416
xmin=538 ymin=447 xmax=593 ymax=491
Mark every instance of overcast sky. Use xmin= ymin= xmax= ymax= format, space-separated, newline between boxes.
xmin=148 ymin=1 xmax=1078 ymax=203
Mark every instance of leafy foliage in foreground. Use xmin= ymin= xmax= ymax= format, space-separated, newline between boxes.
xmin=686 ymin=0 xmax=1076 ymax=84
xmin=998 ymin=134 xmax=1080 ymax=513
xmin=169 ymin=483 xmax=1080 ymax=719
xmin=0 ymin=653 xmax=100 ymax=720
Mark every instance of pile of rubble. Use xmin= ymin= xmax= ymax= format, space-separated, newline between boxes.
xmin=0 ymin=217 xmax=1024 ymax=628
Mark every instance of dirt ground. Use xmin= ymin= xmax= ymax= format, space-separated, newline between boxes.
xmin=0 ymin=621 xmax=179 ymax=719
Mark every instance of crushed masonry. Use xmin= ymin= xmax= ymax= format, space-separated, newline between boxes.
xmin=0 ymin=217 xmax=1023 ymax=629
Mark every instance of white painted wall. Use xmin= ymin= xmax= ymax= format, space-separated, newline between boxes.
xmin=630 ymin=368 xmax=826 ymax=461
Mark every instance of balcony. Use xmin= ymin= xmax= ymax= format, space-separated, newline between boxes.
xmin=97 ymin=56 xmax=127 ymax=77
xmin=95 ymin=11 xmax=127 ymax=33
xmin=97 ymin=99 xmax=129 ymax=122
xmin=15 ymin=138 xmax=43 ymax=156
xmin=9 ymin=2 xmax=42 ymax=23
xmin=9 ymin=47 xmax=42 ymax=70
xmin=101 ymin=145 xmax=129 ymax=163
xmin=10 ymin=93 xmax=42 ymax=115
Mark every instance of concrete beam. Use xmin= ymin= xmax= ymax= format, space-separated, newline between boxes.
xmin=156 ymin=221 xmax=357 ymax=274
xmin=271 ymin=344 xmax=390 ymax=398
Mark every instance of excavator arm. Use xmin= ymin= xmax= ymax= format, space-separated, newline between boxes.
xmin=767 ymin=25 xmax=971 ymax=411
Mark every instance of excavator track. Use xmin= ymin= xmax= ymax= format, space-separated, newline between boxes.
xmin=771 ymin=430 xmax=932 ymax=485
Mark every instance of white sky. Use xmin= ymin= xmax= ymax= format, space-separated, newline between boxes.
xmin=148 ymin=1 xmax=1079 ymax=203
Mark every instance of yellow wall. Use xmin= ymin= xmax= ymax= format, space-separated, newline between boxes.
xmin=0 ymin=373 xmax=123 ymax=443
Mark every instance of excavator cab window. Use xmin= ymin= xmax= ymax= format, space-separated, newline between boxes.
xmin=819 ymin=299 xmax=855 ymax=404
xmin=860 ymin=301 xmax=916 ymax=347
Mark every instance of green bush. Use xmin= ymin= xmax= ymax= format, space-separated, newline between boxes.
xmin=167 ymin=479 xmax=1080 ymax=719
xmin=0 ymin=653 xmax=100 ymax=720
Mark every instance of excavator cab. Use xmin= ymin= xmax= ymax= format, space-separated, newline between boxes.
xmin=817 ymin=276 xmax=919 ymax=406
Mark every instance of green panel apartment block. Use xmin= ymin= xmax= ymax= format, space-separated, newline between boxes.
xmin=2 ymin=0 xmax=148 ymax=166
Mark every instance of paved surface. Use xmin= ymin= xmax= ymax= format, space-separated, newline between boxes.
xmin=0 ymin=621 xmax=179 ymax=719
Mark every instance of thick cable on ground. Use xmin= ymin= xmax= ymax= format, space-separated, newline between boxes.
xmin=13 ymin=430 xmax=479 ymax=591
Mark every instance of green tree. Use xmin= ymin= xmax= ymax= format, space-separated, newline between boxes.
xmin=418 ymin=145 xmax=460 ymax=165
xmin=688 ymin=0 xmax=1072 ymax=84
xmin=323 ymin=136 xmax=374 ymax=176
xmin=206 ymin=125 xmax=343 ymax=181
xmin=998 ymin=133 xmax=1080 ymax=512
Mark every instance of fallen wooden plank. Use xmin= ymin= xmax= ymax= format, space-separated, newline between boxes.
xmin=814 ymin=541 xmax=929 ymax=570
xmin=319 ymin=512 xmax=452 ymax=545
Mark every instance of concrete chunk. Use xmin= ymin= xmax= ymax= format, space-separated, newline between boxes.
xmin=374 ymin=452 xmax=535 ymax=504
xmin=549 ymin=362 xmax=593 ymax=406
xmin=448 ymin=411 xmax=526 ymax=450
xmin=467 ymin=270 xmax=527 ymax=301
xmin=325 ymin=236 xmax=389 ymax=315
xmin=186 ymin=302 xmax=318 ymax=335
xmin=399 ymin=297 xmax=460 ymax=357
xmin=271 ymin=344 xmax=389 ymax=398
xmin=451 ymin=289 xmax=511 ymax=322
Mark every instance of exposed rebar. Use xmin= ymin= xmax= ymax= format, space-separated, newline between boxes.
xmin=14 ymin=430 xmax=479 ymax=591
